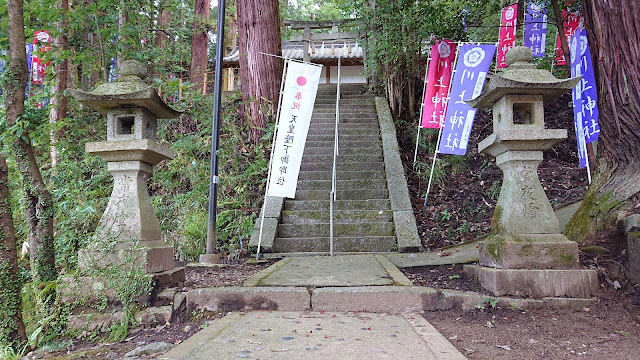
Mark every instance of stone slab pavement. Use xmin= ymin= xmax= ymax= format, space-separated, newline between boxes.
xmin=385 ymin=242 xmax=479 ymax=268
xmin=160 ymin=311 xmax=466 ymax=360
xmin=244 ymin=254 xmax=412 ymax=287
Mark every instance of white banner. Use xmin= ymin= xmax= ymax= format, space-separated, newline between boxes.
xmin=267 ymin=60 xmax=322 ymax=198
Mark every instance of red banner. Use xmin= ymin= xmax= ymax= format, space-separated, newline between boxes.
xmin=497 ymin=4 xmax=518 ymax=69
xmin=420 ymin=39 xmax=456 ymax=129
xmin=554 ymin=10 xmax=581 ymax=65
xmin=32 ymin=30 xmax=51 ymax=85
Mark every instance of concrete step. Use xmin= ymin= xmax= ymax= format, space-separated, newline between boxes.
xmin=297 ymin=170 xmax=385 ymax=181
xmin=301 ymin=154 xmax=384 ymax=164
xmin=294 ymin=188 xmax=389 ymax=201
xmin=311 ymin=116 xmax=378 ymax=126
xmin=313 ymin=104 xmax=376 ymax=110
xmin=312 ymin=110 xmax=377 ymax=116
xmin=296 ymin=179 xmax=388 ymax=191
xmin=304 ymin=140 xmax=381 ymax=148
xmin=277 ymin=222 xmax=395 ymax=238
xmin=308 ymin=123 xmax=379 ymax=131
xmin=273 ymin=236 xmax=397 ymax=252
xmin=311 ymin=115 xmax=377 ymax=122
xmin=281 ymin=209 xmax=393 ymax=224
xmin=314 ymin=97 xmax=375 ymax=103
xmin=304 ymin=146 xmax=382 ymax=156
xmin=284 ymin=199 xmax=391 ymax=211
xmin=306 ymin=134 xmax=381 ymax=142
xmin=307 ymin=128 xmax=379 ymax=136
xmin=300 ymin=161 xmax=385 ymax=172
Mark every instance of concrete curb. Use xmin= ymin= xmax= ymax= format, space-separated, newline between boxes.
xmin=187 ymin=286 xmax=311 ymax=312
xmin=242 ymin=258 xmax=290 ymax=287
xmin=374 ymin=254 xmax=413 ymax=286
xmin=186 ymin=285 xmax=595 ymax=314
xmin=248 ymin=196 xmax=284 ymax=252
xmin=403 ymin=313 xmax=468 ymax=360
xmin=375 ymin=97 xmax=423 ymax=252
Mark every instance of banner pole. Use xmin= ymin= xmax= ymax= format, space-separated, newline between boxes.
xmin=583 ymin=137 xmax=592 ymax=184
xmin=256 ymin=58 xmax=289 ymax=260
xmin=413 ymin=55 xmax=431 ymax=168
xmin=423 ymin=45 xmax=461 ymax=207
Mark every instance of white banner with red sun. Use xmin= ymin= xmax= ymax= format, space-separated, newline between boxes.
xmin=267 ymin=60 xmax=322 ymax=199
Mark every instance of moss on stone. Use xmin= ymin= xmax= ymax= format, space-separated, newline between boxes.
xmin=490 ymin=205 xmax=504 ymax=234
xmin=483 ymin=234 xmax=505 ymax=261
xmin=579 ymin=245 xmax=609 ymax=254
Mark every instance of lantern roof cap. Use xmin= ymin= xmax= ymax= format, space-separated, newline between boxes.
xmin=70 ymin=60 xmax=181 ymax=119
xmin=467 ymin=46 xmax=581 ymax=109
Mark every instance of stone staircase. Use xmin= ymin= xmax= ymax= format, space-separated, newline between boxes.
xmin=278 ymin=84 xmax=395 ymax=253
xmin=250 ymin=84 xmax=422 ymax=255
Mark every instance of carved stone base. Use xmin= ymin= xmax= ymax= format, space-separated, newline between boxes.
xmin=464 ymin=265 xmax=598 ymax=298
xmin=479 ymin=233 xmax=580 ymax=270
xmin=78 ymin=240 xmax=174 ymax=273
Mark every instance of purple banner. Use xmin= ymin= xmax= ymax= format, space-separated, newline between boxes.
xmin=438 ymin=44 xmax=496 ymax=156
xmin=0 ymin=50 xmax=5 ymax=73
xmin=523 ymin=3 xmax=548 ymax=57
xmin=25 ymin=44 xmax=33 ymax=94
xmin=570 ymin=28 xmax=600 ymax=168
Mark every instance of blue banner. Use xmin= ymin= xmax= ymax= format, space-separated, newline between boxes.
xmin=570 ymin=28 xmax=600 ymax=167
xmin=0 ymin=50 xmax=5 ymax=96
xmin=0 ymin=50 xmax=6 ymax=73
xmin=438 ymin=44 xmax=496 ymax=156
xmin=523 ymin=3 xmax=548 ymax=57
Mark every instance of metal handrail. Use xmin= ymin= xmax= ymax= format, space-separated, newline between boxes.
xmin=330 ymin=57 xmax=341 ymax=256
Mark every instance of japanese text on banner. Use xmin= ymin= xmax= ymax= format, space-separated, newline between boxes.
xmin=267 ymin=61 xmax=321 ymax=199
xmin=524 ymin=3 xmax=548 ymax=57
xmin=421 ymin=40 xmax=457 ymax=129
xmin=570 ymin=28 xmax=600 ymax=168
xmin=497 ymin=4 xmax=517 ymax=69
xmin=32 ymin=30 xmax=51 ymax=85
xmin=438 ymin=44 xmax=496 ymax=156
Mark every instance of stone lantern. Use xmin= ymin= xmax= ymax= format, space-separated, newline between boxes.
xmin=71 ymin=60 xmax=180 ymax=274
xmin=464 ymin=47 xmax=598 ymax=298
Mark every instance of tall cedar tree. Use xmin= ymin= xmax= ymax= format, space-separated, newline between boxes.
xmin=6 ymin=0 xmax=57 ymax=284
xmin=49 ymin=0 xmax=69 ymax=167
xmin=3 ymin=0 xmax=30 ymax=349
xmin=565 ymin=0 xmax=640 ymax=238
xmin=190 ymin=0 xmax=210 ymax=92
xmin=0 ymin=154 xmax=27 ymax=350
xmin=237 ymin=0 xmax=283 ymax=141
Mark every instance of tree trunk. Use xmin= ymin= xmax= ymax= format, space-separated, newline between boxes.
xmin=190 ymin=0 xmax=209 ymax=92
xmin=6 ymin=0 xmax=57 ymax=284
xmin=2 ymin=0 xmax=28 ymax=350
xmin=550 ymin=0 xmax=571 ymax=69
xmin=0 ymin=153 xmax=27 ymax=351
xmin=565 ymin=0 xmax=640 ymax=240
xmin=155 ymin=0 xmax=170 ymax=49
xmin=49 ymin=0 xmax=69 ymax=167
xmin=237 ymin=0 xmax=283 ymax=142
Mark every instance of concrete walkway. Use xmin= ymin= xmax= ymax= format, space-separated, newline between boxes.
xmin=243 ymin=254 xmax=411 ymax=287
xmin=160 ymin=311 xmax=466 ymax=360
xmin=168 ymin=254 xmax=475 ymax=359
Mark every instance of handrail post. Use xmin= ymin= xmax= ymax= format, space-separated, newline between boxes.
xmin=330 ymin=57 xmax=341 ymax=256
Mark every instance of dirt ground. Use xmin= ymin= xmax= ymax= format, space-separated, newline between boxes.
xmin=403 ymin=263 xmax=640 ymax=359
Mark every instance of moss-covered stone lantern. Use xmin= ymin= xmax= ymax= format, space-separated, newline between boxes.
xmin=463 ymin=47 xmax=598 ymax=298
xmin=71 ymin=60 xmax=180 ymax=274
